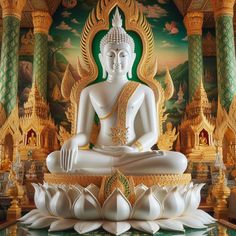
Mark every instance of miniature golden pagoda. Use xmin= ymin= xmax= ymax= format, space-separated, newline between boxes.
xmin=179 ymin=79 xmax=216 ymax=163
xmin=19 ymin=83 xmax=59 ymax=161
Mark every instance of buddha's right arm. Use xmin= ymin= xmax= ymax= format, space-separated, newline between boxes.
xmin=76 ymin=87 xmax=95 ymax=144
xmin=60 ymin=87 xmax=95 ymax=172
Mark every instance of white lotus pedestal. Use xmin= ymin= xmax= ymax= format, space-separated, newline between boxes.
xmin=19 ymin=171 xmax=215 ymax=235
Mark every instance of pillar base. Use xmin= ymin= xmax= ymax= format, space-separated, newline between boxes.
xmin=7 ymin=199 xmax=21 ymax=220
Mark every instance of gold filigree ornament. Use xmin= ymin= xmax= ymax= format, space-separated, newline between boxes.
xmin=61 ymin=0 xmax=173 ymax=139
xmin=98 ymin=170 xmax=135 ymax=204
xmin=44 ymin=173 xmax=191 ymax=187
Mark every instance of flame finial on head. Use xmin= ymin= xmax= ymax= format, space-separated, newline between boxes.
xmin=112 ymin=7 xmax=122 ymax=28
xmin=100 ymin=7 xmax=135 ymax=53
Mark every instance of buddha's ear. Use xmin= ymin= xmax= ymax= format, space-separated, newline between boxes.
xmin=128 ymin=52 xmax=136 ymax=78
xmin=99 ymin=53 xmax=107 ymax=79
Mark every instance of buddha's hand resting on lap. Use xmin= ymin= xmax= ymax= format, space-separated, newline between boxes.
xmin=60 ymin=133 xmax=89 ymax=172
xmin=93 ymin=145 xmax=136 ymax=156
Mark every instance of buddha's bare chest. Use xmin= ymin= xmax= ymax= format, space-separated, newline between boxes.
xmin=89 ymin=86 xmax=144 ymax=118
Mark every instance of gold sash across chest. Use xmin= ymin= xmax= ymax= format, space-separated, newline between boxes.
xmin=99 ymin=81 xmax=140 ymax=145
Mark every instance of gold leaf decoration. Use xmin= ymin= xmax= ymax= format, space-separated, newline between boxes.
xmin=164 ymin=68 xmax=174 ymax=100
xmin=61 ymin=64 xmax=77 ymax=100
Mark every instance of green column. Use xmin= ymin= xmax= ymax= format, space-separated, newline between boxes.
xmin=184 ymin=12 xmax=204 ymax=100
xmin=32 ymin=11 xmax=52 ymax=100
xmin=0 ymin=0 xmax=26 ymax=116
xmin=213 ymin=0 xmax=236 ymax=111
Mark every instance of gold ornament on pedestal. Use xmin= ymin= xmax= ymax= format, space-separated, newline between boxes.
xmin=212 ymin=168 xmax=230 ymax=219
xmin=212 ymin=146 xmax=230 ymax=220
xmin=6 ymin=168 xmax=24 ymax=220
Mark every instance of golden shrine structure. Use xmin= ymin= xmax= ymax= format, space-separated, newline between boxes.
xmin=18 ymin=83 xmax=59 ymax=161
xmin=179 ymin=79 xmax=216 ymax=164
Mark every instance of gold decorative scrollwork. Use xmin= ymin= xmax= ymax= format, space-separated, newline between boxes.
xmin=44 ymin=173 xmax=191 ymax=187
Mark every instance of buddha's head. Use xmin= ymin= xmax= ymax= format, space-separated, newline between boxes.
xmin=99 ymin=8 xmax=136 ymax=79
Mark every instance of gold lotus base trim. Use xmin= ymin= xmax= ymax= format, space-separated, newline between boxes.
xmin=44 ymin=173 xmax=191 ymax=187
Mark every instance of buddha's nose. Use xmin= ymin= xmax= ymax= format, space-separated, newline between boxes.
xmin=113 ymin=56 xmax=121 ymax=68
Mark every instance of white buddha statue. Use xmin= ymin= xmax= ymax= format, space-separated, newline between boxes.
xmin=47 ymin=9 xmax=187 ymax=175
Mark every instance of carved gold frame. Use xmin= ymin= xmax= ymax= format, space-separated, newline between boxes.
xmin=61 ymin=0 xmax=174 ymax=139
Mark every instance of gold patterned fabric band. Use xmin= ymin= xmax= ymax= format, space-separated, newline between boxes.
xmin=110 ymin=81 xmax=140 ymax=145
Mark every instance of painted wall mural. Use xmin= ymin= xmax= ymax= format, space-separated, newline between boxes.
xmin=18 ymin=0 xmax=217 ymax=133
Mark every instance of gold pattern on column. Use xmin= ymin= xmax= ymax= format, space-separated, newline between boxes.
xmin=211 ymin=0 xmax=235 ymax=17
xmin=32 ymin=11 xmax=52 ymax=34
xmin=0 ymin=0 xmax=26 ymax=19
xmin=183 ymin=12 xmax=203 ymax=36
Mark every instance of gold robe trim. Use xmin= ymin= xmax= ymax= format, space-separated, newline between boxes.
xmin=110 ymin=81 xmax=140 ymax=145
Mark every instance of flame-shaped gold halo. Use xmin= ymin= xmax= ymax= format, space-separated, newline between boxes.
xmin=78 ymin=0 xmax=158 ymax=98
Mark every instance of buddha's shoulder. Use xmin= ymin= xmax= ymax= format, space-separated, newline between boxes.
xmin=81 ymin=82 xmax=104 ymax=93
xmin=137 ymin=83 xmax=154 ymax=94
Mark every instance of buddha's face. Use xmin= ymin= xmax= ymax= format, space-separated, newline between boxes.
xmin=99 ymin=42 xmax=135 ymax=78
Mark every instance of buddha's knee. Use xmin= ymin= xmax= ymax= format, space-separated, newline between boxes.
xmin=46 ymin=151 xmax=62 ymax=173
xmin=165 ymin=151 xmax=188 ymax=174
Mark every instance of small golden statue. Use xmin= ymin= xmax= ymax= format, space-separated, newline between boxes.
xmin=157 ymin=122 xmax=178 ymax=151
xmin=0 ymin=150 xmax=12 ymax=171
xmin=27 ymin=132 xmax=37 ymax=146
xmin=199 ymin=131 xmax=208 ymax=146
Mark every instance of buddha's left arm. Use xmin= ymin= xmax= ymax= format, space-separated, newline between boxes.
xmin=132 ymin=86 xmax=159 ymax=151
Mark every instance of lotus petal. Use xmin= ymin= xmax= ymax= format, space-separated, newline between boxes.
xmin=48 ymin=219 xmax=78 ymax=232
xmin=32 ymin=184 xmax=50 ymax=215
xmin=74 ymin=221 xmax=103 ymax=234
xmin=49 ymin=187 xmax=73 ymax=218
xmin=131 ymin=188 xmax=161 ymax=220
xmin=23 ymin=212 xmax=46 ymax=225
xmin=28 ymin=216 xmax=59 ymax=229
xmin=162 ymin=187 xmax=185 ymax=218
xmin=194 ymin=209 xmax=216 ymax=223
xmin=19 ymin=209 xmax=41 ymax=222
xmin=73 ymin=188 xmax=102 ymax=220
xmin=130 ymin=221 xmax=160 ymax=234
xmin=183 ymin=184 xmax=205 ymax=214
xmin=152 ymin=188 xmax=168 ymax=205
xmin=86 ymin=184 xmax=99 ymax=198
xmin=177 ymin=185 xmax=187 ymax=195
xmin=134 ymin=184 xmax=148 ymax=197
xmin=184 ymin=212 xmax=213 ymax=225
xmin=177 ymin=215 xmax=207 ymax=229
xmin=32 ymin=184 xmax=40 ymax=208
xmin=102 ymin=188 xmax=131 ymax=221
xmin=102 ymin=221 xmax=131 ymax=235
xmin=67 ymin=186 xmax=81 ymax=206
xmin=156 ymin=219 xmax=184 ymax=232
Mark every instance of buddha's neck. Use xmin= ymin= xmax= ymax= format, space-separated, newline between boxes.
xmin=106 ymin=75 xmax=128 ymax=84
